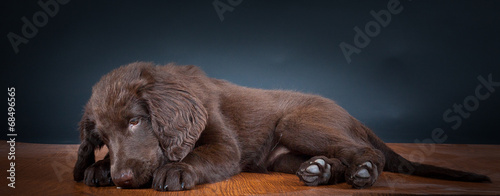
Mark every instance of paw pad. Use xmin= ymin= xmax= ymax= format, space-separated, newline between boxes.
xmin=356 ymin=168 xmax=370 ymax=178
xmin=306 ymin=165 xmax=320 ymax=174
xmin=297 ymin=157 xmax=332 ymax=186
xmin=347 ymin=161 xmax=378 ymax=189
xmin=355 ymin=162 xmax=372 ymax=178
xmin=360 ymin=161 xmax=372 ymax=169
xmin=314 ymin=159 xmax=326 ymax=166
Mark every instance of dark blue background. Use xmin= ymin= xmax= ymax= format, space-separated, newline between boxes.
xmin=2 ymin=0 xmax=499 ymax=144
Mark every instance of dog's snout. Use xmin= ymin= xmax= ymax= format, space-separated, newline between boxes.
xmin=113 ymin=169 xmax=134 ymax=188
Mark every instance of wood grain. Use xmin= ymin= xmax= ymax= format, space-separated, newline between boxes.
xmin=1 ymin=142 xmax=499 ymax=195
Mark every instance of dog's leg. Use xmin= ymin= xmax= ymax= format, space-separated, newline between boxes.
xmin=83 ymin=153 xmax=114 ymax=187
xmin=73 ymin=139 xmax=96 ymax=181
xmin=268 ymin=151 xmax=346 ymax=185
xmin=276 ymin=106 xmax=385 ymax=188
xmin=152 ymin=117 xmax=241 ymax=191
xmin=267 ymin=147 xmax=348 ymax=185
xmin=268 ymin=151 xmax=309 ymax=174
xmin=153 ymin=142 xmax=240 ymax=191
xmin=340 ymin=146 xmax=385 ymax=188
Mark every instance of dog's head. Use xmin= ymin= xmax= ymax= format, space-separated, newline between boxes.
xmin=76 ymin=62 xmax=207 ymax=188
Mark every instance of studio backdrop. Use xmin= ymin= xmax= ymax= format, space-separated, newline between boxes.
xmin=2 ymin=0 xmax=499 ymax=144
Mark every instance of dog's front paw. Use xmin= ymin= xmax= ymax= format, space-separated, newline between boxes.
xmin=152 ymin=163 xmax=198 ymax=191
xmin=84 ymin=159 xmax=114 ymax=187
xmin=346 ymin=161 xmax=378 ymax=189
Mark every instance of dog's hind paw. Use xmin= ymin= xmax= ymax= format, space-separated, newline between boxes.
xmin=346 ymin=161 xmax=379 ymax=189
xmin=297 ymin=156 xmax=346 ymax=186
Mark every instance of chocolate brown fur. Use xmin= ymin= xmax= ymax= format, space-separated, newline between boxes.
xmin=73 ymin=62 xmax=490 ymax=191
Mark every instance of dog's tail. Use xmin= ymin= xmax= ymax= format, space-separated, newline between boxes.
xmin=363 ymin=124 xmax=491 ymax=183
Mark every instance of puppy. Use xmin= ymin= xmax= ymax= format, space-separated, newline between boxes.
xmin=74 ymin=62 xmax=490 ymax=191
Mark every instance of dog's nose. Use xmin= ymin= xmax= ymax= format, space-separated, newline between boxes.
xmin=113 ymin=169 xmax=134 ymax=188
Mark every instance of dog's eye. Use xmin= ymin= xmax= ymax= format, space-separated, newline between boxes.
xmin=129 ymin=118 xmax=140 ymax=126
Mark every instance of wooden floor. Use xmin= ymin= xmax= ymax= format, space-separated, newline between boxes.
xmin=1 ymin=142 xmax=499 ymax=195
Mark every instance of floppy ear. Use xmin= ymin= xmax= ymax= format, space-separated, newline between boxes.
xmin=140 ymin=68 xmax=208 ymax=162
xmin=73 ymin=106 xmax=104 ymax=181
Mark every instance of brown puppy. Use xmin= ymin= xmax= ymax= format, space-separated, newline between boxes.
xmin=73 ymin=62 xmax=490 ymax=191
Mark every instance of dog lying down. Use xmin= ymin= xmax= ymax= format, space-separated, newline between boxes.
xmin=73 ymin=62 xmax=491 ymax=191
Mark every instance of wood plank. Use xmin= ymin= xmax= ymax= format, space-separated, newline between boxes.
xmin=1 ymin=142 xmax=499 ymax=195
